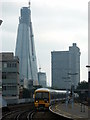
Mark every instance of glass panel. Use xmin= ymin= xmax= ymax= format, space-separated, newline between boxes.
xmin=35 ymin=92 xmax=49 ymax=101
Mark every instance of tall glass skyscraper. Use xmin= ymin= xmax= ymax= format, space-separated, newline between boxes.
xmin=15 ymin=6 xmax=38 ymax=86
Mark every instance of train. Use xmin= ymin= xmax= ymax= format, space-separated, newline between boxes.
xmin=34 ymin=88 xmax=69 ymax=110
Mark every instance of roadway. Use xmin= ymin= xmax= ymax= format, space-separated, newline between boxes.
xmin=49 ymin=102 xmax=90 ymax=120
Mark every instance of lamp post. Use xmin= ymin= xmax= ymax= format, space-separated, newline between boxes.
xmin=0 ymin=20 xmax=3 ymax=26
xmin=62 ymin=76 xmax=71 ymax=108
xmin=86 ymin=65 xmax=90 ymax=107
xmin=68 ymin=73 xmax=78 ymax=109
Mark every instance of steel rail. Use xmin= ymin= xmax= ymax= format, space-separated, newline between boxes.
xmin=27 ymin=110 xmax=35 ymax=120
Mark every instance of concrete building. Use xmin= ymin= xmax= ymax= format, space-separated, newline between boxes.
xmin=0 ymin=52 xmax=19 ymax=104
xmin=38 ymin=72 xmax=47 ymax=87
xmin=15 ymin=5 xmax=38 ymax=86
xmin=20 ymin=78 xmax=33 ymax=90
xmin=51 ymin=43 xmax=80 ymax=90
xmin=19 ymin=78 xmax=33 ymax=99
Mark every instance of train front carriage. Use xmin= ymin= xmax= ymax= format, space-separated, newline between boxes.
xmin=34 ymin=88 xmax=50 ymax=109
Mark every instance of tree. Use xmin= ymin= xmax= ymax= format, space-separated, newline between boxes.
xmin=76 ymin=80 xmax=88 ymax=102
xmin=22 ymin=88 xmax=31 ymax=98
xmin=76 ymin=80 xmax=88 ymax=90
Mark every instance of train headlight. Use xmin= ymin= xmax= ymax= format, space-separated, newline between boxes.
xmin=35 ymin=100 xmax=38 ymax=103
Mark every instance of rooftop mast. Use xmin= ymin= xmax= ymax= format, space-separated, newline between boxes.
xmin=28 ymin=0 xmax=30 ymax=8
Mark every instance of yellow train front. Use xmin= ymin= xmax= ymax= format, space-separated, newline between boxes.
xmin=34 ymin=88 xmax=50 ymax=110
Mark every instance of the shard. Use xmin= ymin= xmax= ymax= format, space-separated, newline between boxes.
xmin=15 ymin=3 xmax=38 ymax=86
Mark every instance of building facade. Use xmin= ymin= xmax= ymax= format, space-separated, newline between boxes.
xmin=0 ymin=52 xmax=19 ymax=104
xmin=20 ymin=78 xmax=33 ymax=89
xmin=38 ymin=72 xmax=47 ymax=87
xmin=15 ymin=5 xmax=38 ymax=86
xmin=51 ymin=43 xmax=80 ymax=90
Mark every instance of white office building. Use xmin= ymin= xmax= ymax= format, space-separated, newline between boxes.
xmin=38 ymin=72 xmax=47 ymax=87
xmin=51 ymin=43 xmax=80 ymax=90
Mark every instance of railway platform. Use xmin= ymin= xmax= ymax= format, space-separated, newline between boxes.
xmin=49 ymin=102 xmax=90 ymax=120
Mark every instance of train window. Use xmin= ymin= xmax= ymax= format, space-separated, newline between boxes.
xmin=43 ymin=92 xmax=49 ymax=100
xmin=35 ymin=92 xmax=42 ymax=100
xmin=35 ymin=92 xmax=49 ymax=101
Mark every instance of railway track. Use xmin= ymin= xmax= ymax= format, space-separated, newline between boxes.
xmin=32 ymin=110 xmax=66 ymax=120
xmin=2 ymin=109 xmax=35 ymax=120
xmin=2 ymin=110 xmax=21 ymax=120
xmin=2 ymin=109 xmax=70 ymax=120
xmin=2 ymin=103 xmax=35 ymax=120
xmin=2 ymin=103 xmax=70 ymax=120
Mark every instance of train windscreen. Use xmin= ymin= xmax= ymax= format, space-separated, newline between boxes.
xmin=35 ymin=92 xmax=49 ymax=101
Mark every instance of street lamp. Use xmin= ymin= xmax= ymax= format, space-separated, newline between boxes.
xmin=0 ymin=20 xmax=3 ymax=26
xmin=68 ymin=73 xmax=78 ymax=89
xmin=62 ymin=76 xmax=71 ymax=108
xmin=68 ymin=73 xmax=78 ymax=109
xmin=86 ymin=65 xmax=90 ymax=68
xmin=86 ymin=65 xmax=90 ymax=106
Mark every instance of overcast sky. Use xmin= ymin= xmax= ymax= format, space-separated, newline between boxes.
xmin=0 ymin=0 xmax=89 ymax=86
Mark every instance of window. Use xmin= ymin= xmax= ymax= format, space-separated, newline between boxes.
xmin=12 ymin=62 xmax=17 ymax=67
xmin=2 ymin=86 xmax=6 ymax=90
xmin=7 ymin=62 xmax=11 ymax=67
xmin=3 ymin=86 xmax=17 ymax=90
xmin=7 ymin=62 xmax=17 ymax=68
xmin=2 ymin=72 xmax=7 ymax=79
xmin=3 ymin=63 xmax=7 ymax=68
xmin=35 ymin=92 xmax=49 ymax=101
xmin=7 ymin=72 xmax=16 ymax=79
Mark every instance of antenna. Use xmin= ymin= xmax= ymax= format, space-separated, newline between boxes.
xmin=39 ymin=67 xmax=41 ymax=72
xmin=38 ymin=58 xmax=42 ymax=72
xmin=28 ymin=0 xmax=31 ymax=8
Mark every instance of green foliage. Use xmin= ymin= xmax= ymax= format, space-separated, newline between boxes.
xmin=76 ymin=81 xmax=88 ymax=101
xmin=22 ymin=88 xmax=31 ymax=98
xmin=33 ymin=85 xmax=42 ymax=91
xmin=76 ymin=80 xmax=88 ymax=90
